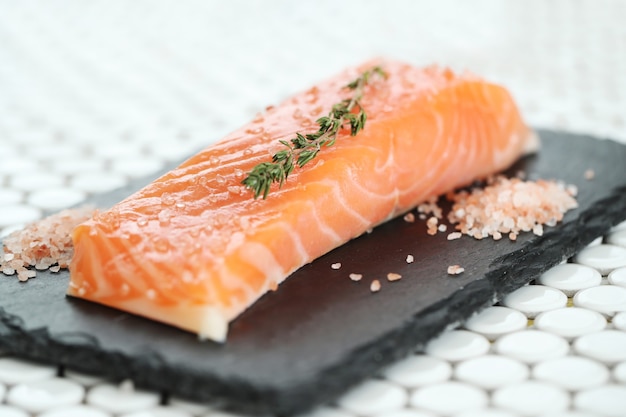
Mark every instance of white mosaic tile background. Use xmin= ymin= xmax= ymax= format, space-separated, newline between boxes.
xmin=0 ymin=0 xmax=625 ymax=416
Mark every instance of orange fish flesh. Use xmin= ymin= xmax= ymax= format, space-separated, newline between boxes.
xmin=68 ymin=60 xmax=538 ymax=342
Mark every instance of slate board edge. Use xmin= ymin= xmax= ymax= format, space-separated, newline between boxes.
xmin=1 ymin=130 xmax=626 ymax=415
xmin=281 ymin=182 xmax=626 ymax=416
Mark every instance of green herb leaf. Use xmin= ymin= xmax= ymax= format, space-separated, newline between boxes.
xmin=242 ymin=66 xmax=387 ymax=199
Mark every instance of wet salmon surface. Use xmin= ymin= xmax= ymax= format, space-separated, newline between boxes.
xmin=67 ymin=61 xmax=535 ymax=342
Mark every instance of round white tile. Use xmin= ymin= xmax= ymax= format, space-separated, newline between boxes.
xmin=0 ymin=357 xmax=57 ymax=385
xmin=148 ymin=141 xmax=199 ymax=162
xmin=573 ymin=330 xmax=626 ymax=365
xmin=612 ymin=220 xmax=626 ymax=233
xmin=584 ymin=236 xmax=604 ymax=248
xmin=573 ymin=285 xmax=626 ymax=317
xmin=606 ymin=229 xmax=626 ymax=248
xmin=167 ymin=398 xmax=213 ymax=416
xmin=0 ymin=144 xmax=18 ymax=158
xmin=574 ymin=385 xmax=626 ymax=417
xmin=86 ymin=383 xmax=160 ymax=414
xmin=6 ymin=377 xmax=85 ymax=413
xmin=492 ymin=382 xmax=570 ymax=416
xmin=409 ymin=382 xmax=488 ymax=416
xmin=503 ymin=285 xmax=567 ymax=318
xmin=454 ymin=355 xmax=529 ymax=390
xmin=574 ymin=244 xmax=626 ymax=275
xmin=534 ymin=307 xmax=606 ymax=340
xmin=49 ymin=158 xmax=105 ymax=175
xmin=383 ymin=355 xmax=452 ymax=388
xmin=538 ymin=263 xmax=602 ymax=296
xmin=70 ymin=172 xmax=127 ymax=193
xmin=9 ymin=171 xmax=64 ymax=192
xmin=26 ymin=143 xmax=82 ymax=160
xmin=0 ymin=405 xmax=29 ymax=417
xmin=199 ymin=411 xmax=250 ymax=417
xmin=0 ymin=157 xmax=38 ymax=174
xmin=16 ymin=130 xmax=54 ymax=145
xmin=464 ymin=307 xmax=527 ymax=340
xmin=337 ymin=380 xmax=407 ymax=415
xmin=37 ymin=405 xmax=113 ymax=417
xmin=91 ymin=141 xmax=144 ymax=159
xmin=119 ymin=406 xmax=193 ymax=417
xmin=452 ymin=410 xmax=518 ymax=417
xmin=0 ymin=189 xmax=24 ymax=206
xmin=613 ymin=312 xmax=626 ymax=331
xmin=298 ymin=406 xmax=355 ymax=417
xmin=493 ymin=330 xmax=569 ymax=363
xmin=27 ymin=187 xmax=87 ymax=211
xmin=536 ymin=412 xmax=603 ymax=417
xmin=64 ymin=370 xmax=106 ymax=387
xmin=613 ymin=361 xmax=626 ymax=384
xmin=0 ymin=204 xmax=42 ymax=228
xmin=110 ymin=156 xmax=164 ymax=179
xmin=363 ymin=410 xmax=436 ymax=417
xmin=608 ymin=267 xmax=626 ymax=287
xmin=424 ymin=330 xmax=490 ymax=362
xmin=532 ymin=356 xmax=610 ymax=390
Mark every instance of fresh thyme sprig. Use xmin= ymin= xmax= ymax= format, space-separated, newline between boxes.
xmin=242 ymin=66 xmax=387 ymax=199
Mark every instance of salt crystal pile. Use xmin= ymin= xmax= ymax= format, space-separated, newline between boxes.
xmin=0 ymin=207 xmax=95 ymax=281
xmin=447 ymin=176 xmax=578 ymax=241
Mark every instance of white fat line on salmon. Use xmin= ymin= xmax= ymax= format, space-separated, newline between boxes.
xmin=275 ymin=221 xmax=312 ymax=265
xmin=349 ymin=174 xmax=397 ymax=206
xmin=318 ymin=177 xmax=372 ymax=228
xmin=302 ymin=199 xmax=343 ymax=244
xmin=238 ymin=241 xmax=286 ymax=289
xmin=373 ymin=131 xmax=397 ymax=175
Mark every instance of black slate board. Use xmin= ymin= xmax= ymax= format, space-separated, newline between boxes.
xmin=1 ymin=130 xmax=625 ymax=416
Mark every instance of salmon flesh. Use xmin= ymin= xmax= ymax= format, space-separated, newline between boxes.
xmin=68 ymin=60 xmax=537 ymax=341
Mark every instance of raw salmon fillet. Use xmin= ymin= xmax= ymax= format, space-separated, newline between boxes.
xmin=68 ymin=60 xmax=537 ymax=341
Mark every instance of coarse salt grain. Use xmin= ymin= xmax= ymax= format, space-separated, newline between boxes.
xmin=443 ymin=176 xmax=577 ymax=241
xmin=566 ymin=184 xmax=578 ymax=196
xmin=447 ymin=232 xmax=462 ymax=240
xmin=0 ymin=206 xmax=95 ymax=281
xmin=370 ymin=279 xmax=381 ymax=292
xmin=426 ymin=216 xmax=439 ymax=236
xmin=417 ymin=197 xmax=443 ymax=219
xmin=406 ymin=254 xmax=414 ymax=263
xmin=331 ymin=262 xmax=342 ymax=270
xmin=403 ymin=212 xmax=415 ymax=223
xmin=349 ymin=273 xmax=363 ymax=281
xmin=387 ymin=272 xmax=402 ymax=282
xmin=447 ymin=265 xmax=465 ymax=275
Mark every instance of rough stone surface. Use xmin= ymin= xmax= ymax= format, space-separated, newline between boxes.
xmin=0 ymin=131 xmax=625 ymax=415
